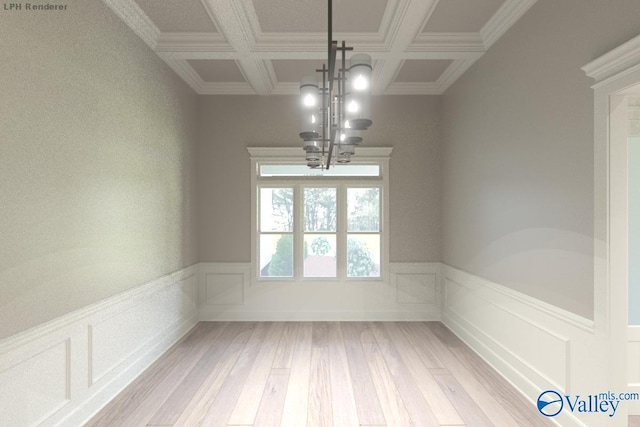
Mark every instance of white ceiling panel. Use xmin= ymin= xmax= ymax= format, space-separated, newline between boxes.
xmin=188 ymin=60 xmax=245 ymax=82
xmin=421 ymin=0 xmax=506 ymax=33
xmin=135 ymin=0 xmax=218 ymax=32
xmin=253 ymin=0 xmax=389 ymax=33
xmin=395 ymin=60 xmax=453 ymax=82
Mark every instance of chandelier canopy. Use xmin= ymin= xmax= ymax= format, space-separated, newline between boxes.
xmin=299 ymin=0 xmax=373 ymax=169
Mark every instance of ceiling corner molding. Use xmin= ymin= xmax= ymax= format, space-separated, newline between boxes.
xmin=155 ymin=32 xmax=232 ymax=53
xmin=480 ymin=0 xmax=537 ymax=49
xmin=160 ymin=58 xmax=205 ymax=93
xmin=101 ymin=0 xmax=159 ymax=49
xmin=582 ymin=33 xmax=640 ymax=87
xmin=436 ymin=56 xmax=482 ymax=93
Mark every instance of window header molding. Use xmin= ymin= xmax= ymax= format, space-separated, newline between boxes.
xmin=582 ymin=33 xmax=640 ymax=87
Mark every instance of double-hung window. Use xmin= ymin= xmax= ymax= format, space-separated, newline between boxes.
xmin=250 ymin=147 xmax=391 ymax=282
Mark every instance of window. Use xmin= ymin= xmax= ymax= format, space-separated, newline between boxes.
xmin=250 ymin=147 xmax=391 ymax=282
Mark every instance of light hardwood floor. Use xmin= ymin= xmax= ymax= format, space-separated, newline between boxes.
xmin=85 ymin=321 xmax=556 ymax=427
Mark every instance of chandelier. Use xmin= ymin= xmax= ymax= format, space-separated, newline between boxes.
xmin=299 ymin=0 xmax=373 ymax=169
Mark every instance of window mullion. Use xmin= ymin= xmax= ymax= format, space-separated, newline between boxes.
xmin=294 ymin=184 xmax=303 ymax=281
xmin=338 ymin=183 xmax=347 ymax=280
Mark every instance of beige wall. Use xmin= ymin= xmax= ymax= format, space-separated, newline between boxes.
xmin=197 ymin=95 xmax=441 ymax=263
xmin=441 ymin=0 xmax=640 ymax=319
xmin=0 ymin=0 xmax=199 ymax=338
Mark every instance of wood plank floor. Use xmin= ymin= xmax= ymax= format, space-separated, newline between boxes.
xmin=85 ymin=322 xmax=556 ymax=427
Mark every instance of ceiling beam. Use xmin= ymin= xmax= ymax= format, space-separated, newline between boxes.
xmin=372 ymin=0 xmax=439 ymax=95
xmin=199 ymin=0 xmax=273 ymax=94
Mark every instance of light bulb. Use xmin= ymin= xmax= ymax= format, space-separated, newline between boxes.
xmin=353 ymin=74 xmax=367 ymax=91
xmin=340 ymin=133 xmax=346 ymax=142
xmin=344 ymin=120 xmax=351 ymax=128
xmin=347 ymin=100 xmax=359 ymax=113
xmin=303 ymin=93 xmax=316 ymax=107
xmin=311 ymin=114 xmax=316 ymax=124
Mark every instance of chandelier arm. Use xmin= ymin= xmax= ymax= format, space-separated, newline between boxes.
xmin=299 ymin=0 xmax=371 ymax=169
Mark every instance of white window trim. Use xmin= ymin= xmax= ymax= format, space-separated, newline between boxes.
xmin=248 ymin=147 xmax=392 ymax=286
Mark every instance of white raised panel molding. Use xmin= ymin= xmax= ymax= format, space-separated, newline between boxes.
xmin=389 ymin=262 xmax=439 ymax=306
xmin=441 ymin=265 xmax=596 ymax=427
xmin=0 ymin=265 xmax=198 ymax=427
xmin=0 ymin=339 xmax=71 ymax=427
xmin=198 ymin=262 xmax=250 ymax=307
xmin=198 ymin=262 xmax=440 ymax=321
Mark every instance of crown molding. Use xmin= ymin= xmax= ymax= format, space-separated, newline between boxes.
xmin=155 ymin=32 xmax=232 ymax=52
xmin=409 ymin=33 xmax=486 ymax=53
xmin=200 ymin=0 xmax=257 ymax=53
xmin=382 ymin=0 xmax=435 ymax=52
xmin=384 ymin=82 xmax=441 ymax=95
xmin=237 ymin=58 xmax=274 ymax=95
xmin=235 ymin=0 xmax=261 ymax=48
xmin=480 ymin=0 xmax=537 ymax=49
xmin=101 ymin=0 xmax=160 ymax=49
xmin=200 ymin=82 xmax=257 ymax=95
xmin=582 ymin=33 xmax=640 ymax=87
xmin=270 ymin=82 xmax=299 ymax=95
xmin=376 ymin=0 xmax=403 ymax=45
xmin=436 ymin=56 xmax=482 ymax=93
xmin=161 ymin=58 xmax=205 ymax=93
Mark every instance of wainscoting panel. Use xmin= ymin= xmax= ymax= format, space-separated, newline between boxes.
xmin=391 ymin=263 xmax=438 ymax=305
xmin=89 ymin=274 xmax=197 ymax=386
xmin=0 ymin=265 xmax=198 ymax=427
xmin=441 ymin=265 xmax=598 ymax=427
xmin=0 ymin=339 xmax=70 ymax=427
xmin=198 ymin=262 xmax=441 ymax=321
xmin=200 ymin=264 xmax=249 ymax=306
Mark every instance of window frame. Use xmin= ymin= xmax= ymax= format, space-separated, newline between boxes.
xmin=249 ymin=147 xmax=392 ymax=285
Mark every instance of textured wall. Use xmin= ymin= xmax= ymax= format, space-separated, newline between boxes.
xmin=0 ymin=0 xmax=199 ymax=338
xmin=441 ymin=0 xmax=640 ymax=319
xmin=197 ymin=95 xmax=441 ymax=263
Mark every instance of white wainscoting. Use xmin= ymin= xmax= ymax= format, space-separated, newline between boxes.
xmin=0 ymin=265 xmax=198 ymax=427
xmin=198 ymin=262 xmax=441 ymax=321
xmin=440 ymin=265 xmax=598 ymax=427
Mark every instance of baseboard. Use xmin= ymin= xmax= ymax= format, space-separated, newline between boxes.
xmin=0 ymin=265 xmax=198 ymax=427
xmin=197 ymin=262 xmax=442 ymax=321
xmin=440 ymin=265 xmax=602 ymax=427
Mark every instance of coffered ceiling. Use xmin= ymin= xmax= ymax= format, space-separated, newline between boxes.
xmin=102 ymin=0 xmax=536 ymax=95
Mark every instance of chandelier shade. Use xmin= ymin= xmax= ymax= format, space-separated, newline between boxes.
xmin=298 ymin=0 xmax=373 ymax=169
